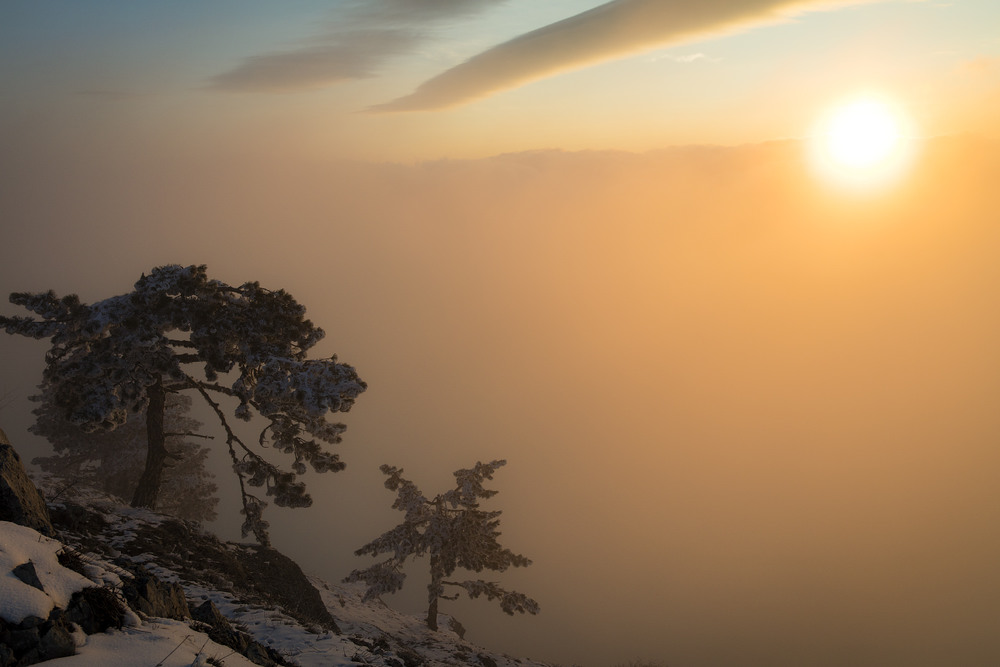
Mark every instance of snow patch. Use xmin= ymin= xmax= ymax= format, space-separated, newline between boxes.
xmin=47 ymin=618 xmax=259 ymax=667
xmin=0 ymin=521 xmax=92 ymax=623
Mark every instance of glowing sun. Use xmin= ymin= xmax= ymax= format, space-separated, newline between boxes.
xmin=810 ymin=95 xmax=916 ymax=190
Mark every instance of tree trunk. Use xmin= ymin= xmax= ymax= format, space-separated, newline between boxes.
xmin=426 ymin=552 xmax=441 ymax=631
xmin=131 ymin=378 xmax=167 ymax=509
xmin=426 ymin=591 xmax=439 ymax=631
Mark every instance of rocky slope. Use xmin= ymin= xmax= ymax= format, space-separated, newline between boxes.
xmin=1 ymin=465 xmax=550 ymax=667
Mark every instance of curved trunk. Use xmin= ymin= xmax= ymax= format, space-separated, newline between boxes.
xmin=131 ymin=378 xmax=167 ymax=509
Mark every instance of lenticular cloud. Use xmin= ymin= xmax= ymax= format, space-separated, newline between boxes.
xmin=372 ymin=0 xmax=879 ymax=111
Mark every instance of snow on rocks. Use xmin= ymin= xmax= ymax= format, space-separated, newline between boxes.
xmin=0 ymin=521 xmax=91 ymax=624
xmin=8 ymin=476 xmax=554 ymax=667
xmin=44 ymin=618 xmax=259 ymax=667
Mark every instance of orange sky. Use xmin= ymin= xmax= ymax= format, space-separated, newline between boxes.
xmin=2 ymin=2 xmax=1000 ymax=665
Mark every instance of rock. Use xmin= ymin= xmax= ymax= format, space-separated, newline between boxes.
xmin=66 ymin=587 xmax=126 ymax=634
xmin=244 ymin=641 xmax=282 ymax=667
xmin=234 ymin=545 xmax=340 ymax=633
xmin=48 ymin=502 xmax=108 ymax=536
xmin=0 ymin=609 xmax=80 ymax=666
xmin=0 ymin=428 xmax=55 ymax=537
xmin=397 ymin=647 xmax=425 ymax=667
xmin=0 ymin=585 xmax=125 ymax=665
xmin=35 ymin=618 xmax=75 ymax=661
xmin=11 ymin=562 xmax=44 ymax=592
xmin=3 ymin=624 xmax=40 ymax=655
xmin=442 ymin=614 xmax=466 ymax=639
xmin=189 ymin=599 xmax=290 ymax=667
xmin=110 ymin=518 xmax=250 ymax=593
xmin=191 ymin=599 xmax=229 ymax=628
xmin=120 ymin=564 xmax=190 ymax=620
xmin=104 ymin=516 xmax=340 ymax=634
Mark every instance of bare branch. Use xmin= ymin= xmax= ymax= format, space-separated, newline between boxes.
xmin=164 ymin=431 xmax=214 ymax=440
xmin=174 ymin=354 xmax=203 ymax=364
xmin=197 ymin=382 xmax=238 ymax=397
xmin=193 ymin=382 xmax=269 ymax=545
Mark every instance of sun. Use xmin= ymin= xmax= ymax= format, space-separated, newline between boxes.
xmin=810 ymin=95 xmax=916 ymax=191
xmin=824 ymin=100 xmax=900 ymax=168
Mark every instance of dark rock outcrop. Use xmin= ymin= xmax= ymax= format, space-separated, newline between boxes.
xmin=190 ymin=599 xmax=229 ymax=627
xmin=118 ymin=563 xmax=190 ymax=620
xmin=190 ymin=600 xmax=291 ymax=667
xmin=11 ymin=563 xmax=44 ymax=592
xmin=234 ymin=544 xmax=340 ymax=633
xmin=1 ymin=608 xmax=78 ymax=666
xmin=0 ymin=428 xmax=55 ymax=537
xmin=65 ymin=587 xmax=126 ymax=634
xmin=100 ymin=516 xmax=341 ymax=633
xmin=48 ymin=503 xmax=108 ymax=536
xmin=30 ymin=611 xmax=76 ymax=664
xmin=396 ymin=646 xmax=425 ymax=667
xmin=445 ymin=615 xmax=466 ymax=639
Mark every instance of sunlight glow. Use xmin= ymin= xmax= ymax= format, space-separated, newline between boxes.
xmin=810 ymin=95 xmax=917 ymax=192
xmin=826 ymin=100 xmax=900 ymax=168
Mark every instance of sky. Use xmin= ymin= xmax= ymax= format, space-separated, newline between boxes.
xmin=2 ymin=1 xmax=1000 ymax=666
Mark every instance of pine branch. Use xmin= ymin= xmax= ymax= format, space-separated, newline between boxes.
xmin=195 ymin=381 xmax=242 ymax=400
xmin=193 ymin=383 xmax=270 ymax=545
xmin=164 ymin=431 xmax=214 ymax=440
xmin=173 ymin=354 xmax=203 ymax=364
xmin=49 ymin=477 xmax=84 ymax=502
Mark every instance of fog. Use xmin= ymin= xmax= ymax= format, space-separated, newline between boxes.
xmin=2 ymin=136 xmax=999 ymax=666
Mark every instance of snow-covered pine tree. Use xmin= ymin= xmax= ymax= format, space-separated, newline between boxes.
xmin=345 ymin=459 xmax=539 ymax=630
xmin=0 ymin=264 xmax=367 ymax=545
xmin=31 ymin=391 xmax=219 ymax=522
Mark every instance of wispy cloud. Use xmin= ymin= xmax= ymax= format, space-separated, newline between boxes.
xmin=210 ymin=30 xmax=421 ymax=92
xmin=372 ymin=0 xmax=880 ymax=112
xmin=650 ymin=52 xmax=721 ymax=64
xmin=209 ymin=0 xmax=506 ymax=93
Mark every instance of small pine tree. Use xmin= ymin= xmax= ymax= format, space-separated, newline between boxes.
xmin=1 ymin=264 xmax=366 ymax=544
xmin=32 ymin=391 xmax=219 ymax=522
xmin=345 ymin=459 xmax=539 ymax=630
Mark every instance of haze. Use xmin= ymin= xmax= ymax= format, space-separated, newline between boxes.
xmin=2 ymin=2 xmax=1000 ymax=666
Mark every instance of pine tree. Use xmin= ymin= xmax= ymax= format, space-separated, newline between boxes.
xmin=31 ymin=391 xmax=219 ymax=522
xmin=1 ymin=264 xmax=366 ymax=544
xmin=345 ymin=459 xmax=539 ymax=630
